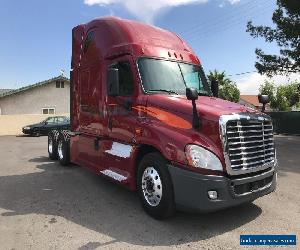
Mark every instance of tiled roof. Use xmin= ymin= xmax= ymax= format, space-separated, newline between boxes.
xmin=240 ymin=95 xmax=261 ymax=107
xmin=0 ymin=76 xmax=69 ymax=99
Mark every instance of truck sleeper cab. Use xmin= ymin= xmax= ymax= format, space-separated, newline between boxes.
xmin=48 ymin=17 xmax=277 ymax=219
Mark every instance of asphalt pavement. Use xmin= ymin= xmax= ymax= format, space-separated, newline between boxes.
xmin=0 ymin=135 xmax=299 ymax=250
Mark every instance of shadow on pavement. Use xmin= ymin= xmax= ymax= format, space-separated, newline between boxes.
xmin=29 ymin=156 xmax=52 ymax=162
xmin=275 ymin=136 xmax=300 ymax=176
xmin=15 ymin=134 xmax=42 ymax=138
xmin=0 ymin=156 xmax=262 ymax=247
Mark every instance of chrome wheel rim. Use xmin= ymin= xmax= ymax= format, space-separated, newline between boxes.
xmin=48 ymin=138 xmax=53 ymax=154
xmin=142 ymin=167 xmax=162 ymax=207
xmin=58 ymin=140 xmax=63 ymax=160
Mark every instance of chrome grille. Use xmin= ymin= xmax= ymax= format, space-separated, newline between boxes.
xmin=226 ymin=120 xmax=274 ymax=170
xmin=219 ymin=113 xmax=276 ymax=175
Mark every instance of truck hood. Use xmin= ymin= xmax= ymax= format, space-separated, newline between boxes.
xmin=146 ymin=94 xmax=258 ymax=122
xmin=141 ymin=94 xmax=260 ymax=165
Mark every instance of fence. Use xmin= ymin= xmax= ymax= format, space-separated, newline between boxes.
xmin=266 ymin=111 xmax=300 ymax=135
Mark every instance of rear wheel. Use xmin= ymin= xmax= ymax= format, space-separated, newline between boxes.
xmin=48 ymin=133 xmax=57 ymax=160
xmin=137 ymin=152 xmax=175 ymax=220
xmin=57 ymin=135 xmax=70 ymax=166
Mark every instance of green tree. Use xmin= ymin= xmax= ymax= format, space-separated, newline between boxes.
xmin=259 ymin=81 xmax=300 ymax=111
xmin=259 ymin=81 xmax=277 ymax=109
xmin=207 ymin=70 xmax=240 ymax=103
xmin=275 ymin=85 xmax=290 ymax=111
xmin=283 ymin=82 xmax=300 ymax=107
xmin=246 ymin=0 xmax=300 ymax=76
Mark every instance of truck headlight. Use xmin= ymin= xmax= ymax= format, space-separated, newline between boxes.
xmin=23 ymin=126 xmax=30 ymax=130
xmin=185 ymin=144 xmax=223 ymax=171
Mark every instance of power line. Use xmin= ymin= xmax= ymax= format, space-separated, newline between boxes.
xmin=179 ymin=0 xmax=274 ymax=43
xmin=187 ymin=3 xmax=274 ymax=42
xmin=181 ymin=0 xmax=264 ymax=37
xmin=183 ymin=0 xmax=273 ymax=39
xmin=228 ymin=70 xmax=257 ymax=77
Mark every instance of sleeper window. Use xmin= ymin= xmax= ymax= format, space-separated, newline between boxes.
xmin=84 ymin=31 xmax=94 ymax=54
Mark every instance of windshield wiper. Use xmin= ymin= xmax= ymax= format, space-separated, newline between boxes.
xmin=147 ymin=89 xmax=179 ymax=95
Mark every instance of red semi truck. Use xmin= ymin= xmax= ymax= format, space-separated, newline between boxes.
xmin=48 ymin=17 xmax=277 ymax=219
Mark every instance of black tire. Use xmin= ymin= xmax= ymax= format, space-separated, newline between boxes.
xmin=34 ymin=129 xmax=40 ymax=137
xmin=57 ymin=135 xmax=70 ymax=166
xmin=48 ymin=133 xmax=58 ymax=160
xmin=137 ymin=152 xmax=175 ymax=220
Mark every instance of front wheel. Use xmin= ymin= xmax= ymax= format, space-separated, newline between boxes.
xmin=33 ymin=129 xmax=40 ymax=137
xmin=137 ymin=152 xmax=175 ymax=220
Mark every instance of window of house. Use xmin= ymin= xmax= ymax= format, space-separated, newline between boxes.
xmin=56 ymin=81 xmax=65 ymax=88
xmin=42 ymin=108 xmax=55 ymax=115
xmin=108 ymin=61 xmax=134 ymax=96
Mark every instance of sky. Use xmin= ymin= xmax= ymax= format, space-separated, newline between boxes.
xmin=0 ymin=0 xmax=299 ymax=94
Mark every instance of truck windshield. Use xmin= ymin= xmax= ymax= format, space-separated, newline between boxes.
xmin=137 ymin=57 xmax=211 ymax=96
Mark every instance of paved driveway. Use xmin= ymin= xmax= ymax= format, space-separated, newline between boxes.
xmin=0 ymin=135 xmax=299 ymax=249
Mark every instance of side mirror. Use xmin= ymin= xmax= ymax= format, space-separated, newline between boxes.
xmin=44 ymin=121 xmax=48 ymax=125
xmin=258 ymin=94 xmax=269 ymax=105
xmin=186 ymin=88 xmax=198 ymax=101
xmin=258 ymin=94 xmax=270 ymax=112
xmin=211 ymin=80 xmax=219 ymax=97
xmin=107 ymin=68 xmax=119 ymax=96
xmin=186 ymin=88 xmax=200 ymax=129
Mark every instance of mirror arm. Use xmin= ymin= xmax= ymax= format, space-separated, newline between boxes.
xmin=124 ymin=99 xmax=132 ymax=111
xmin=115 ymin=97 xmax=132 ymax=111
xmin=211 ymin=80 xmax=219 ymax=97
xmin=192 ymin=100 xmax=201 ymax=129
xmin=186 ymin=88 xmax=201 ymax=130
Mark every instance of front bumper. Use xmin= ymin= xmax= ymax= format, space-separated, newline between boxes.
xmin=22 ymin=128 xmax=33 ymax=134
xmin=168 ymin=164 xmax=277 ymax=213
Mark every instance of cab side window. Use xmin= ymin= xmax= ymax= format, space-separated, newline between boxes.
xmin=109 ymin=61 xmax=134 ymax=96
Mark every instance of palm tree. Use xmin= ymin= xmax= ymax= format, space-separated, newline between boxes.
xmin=207 ymin=70 xmax=240 ymax=103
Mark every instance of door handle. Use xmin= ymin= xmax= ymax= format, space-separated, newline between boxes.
xmin=108 ymin=116 xmax=113 ymax=130
xmin=94 ymin=137 xmax=101 ymax=150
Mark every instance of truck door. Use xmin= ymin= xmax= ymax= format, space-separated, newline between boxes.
xmin=101 ymin=55 xmax=139 ymax=179
xmin=77 ymin=62 xmax=105 ymax=171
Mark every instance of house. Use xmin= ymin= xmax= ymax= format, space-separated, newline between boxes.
xmin=239 ymin=95 xmax=267 ymax=111
xmin=0 ymin=76 xmax=70 ymax=115
xmin=0 ymin=89 xmax=12 ymax=95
